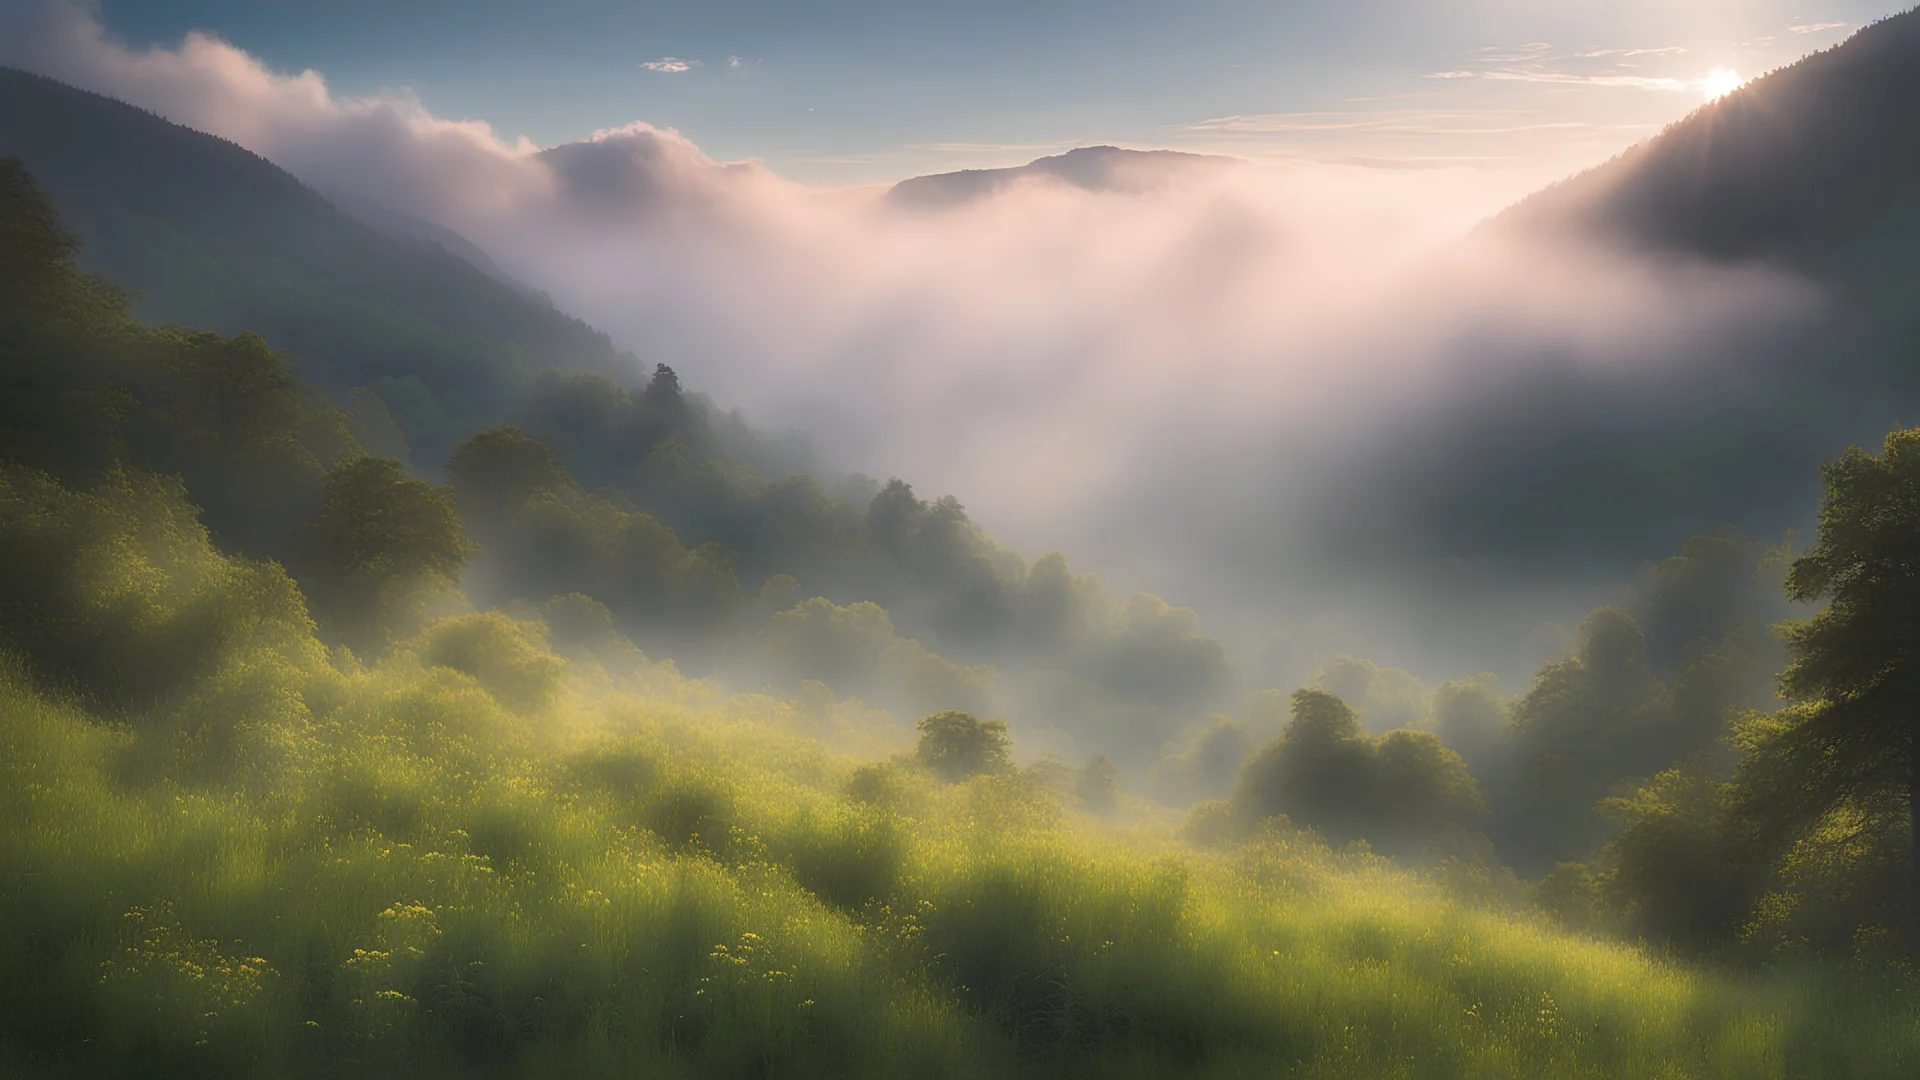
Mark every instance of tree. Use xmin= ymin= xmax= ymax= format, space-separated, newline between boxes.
xmin=1374 ymin=729 xmax=1486 ymax=830
xmin=1637 ymin=526 xmax=1783 ymax=675
xmin=914 ymin=710 xmax=1012 ymax=782
xmin=1313 ymin=656 xmax=1427 ymax=734
xmin=1772 ymin=428 xmax=1920 ymax=935
xmin=420 ymin=611 xmax=568 ymax=712
xmin=445 ymin=425 xmax=575 ymax=524
xmin=1431 ymin=674 xmax=1506 ymax=780
xmin=642 ymin=363 xmax=684 ymax=412
xmin=1232 ymin=689 xmax=1377 ymax=838
xmin=1494 ymin=607 xmax=1667 ymax=872
xmin=301 ymin=456 xmax=472 ymax=647
xmin=1076 ymin=754 xmax=1120 ymax=814
xmin=1233 ymin=689 xmax=1487 ymax=849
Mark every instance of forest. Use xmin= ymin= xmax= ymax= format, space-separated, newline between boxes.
xmin=4 ymin=113 xmax=1920 ymax=1076
xmin=6 ymin=6 xmax=1920 ymax=1074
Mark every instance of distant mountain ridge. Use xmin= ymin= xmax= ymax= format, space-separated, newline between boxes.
xmin=886 ymin=145 xmax=1238 ymax=208
xmin=0 ymin=66 xmax=637 ymax=465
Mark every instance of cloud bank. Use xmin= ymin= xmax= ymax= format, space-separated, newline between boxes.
xmin=0 ymin=1 xmax=1822 ymax=679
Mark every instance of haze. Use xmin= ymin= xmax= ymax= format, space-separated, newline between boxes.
xmin=0 ymin=0 xmax=1868 ymax=680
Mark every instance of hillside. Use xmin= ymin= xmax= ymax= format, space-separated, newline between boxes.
xmin=1326 ymin=11 xmax=1920 ymax=574
xmin=885 ymin=145 xmax=1237 ymax=209
xmin=3 ymin=154 xmax=1918 ymax=1075
xmin=1501 ymin=8 xmax=1920 ymax=279
xmin=0 ymin=83 xmax=1251 ymax=775
xmin=0 ymin=66 xmax=636 ymax=465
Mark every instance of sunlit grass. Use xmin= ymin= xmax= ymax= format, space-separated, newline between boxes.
xmin=2 ymin=640 xmax=1916 ymax=1079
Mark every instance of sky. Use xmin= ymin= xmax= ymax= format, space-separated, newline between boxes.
xmin=81 ymin=0 xmax=1885 ymax=185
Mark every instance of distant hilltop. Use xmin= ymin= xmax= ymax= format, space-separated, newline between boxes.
xmin=885 ymin=145 xmax=1239 ymax=208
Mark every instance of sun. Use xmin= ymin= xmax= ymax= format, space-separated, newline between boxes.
xmin=1701 ymin=68 xmax=1745 ymax=101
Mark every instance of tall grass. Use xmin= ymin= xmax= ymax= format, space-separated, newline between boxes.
xmin=3 ymin=640 xmax=1916 ymax=1079
xmin=0 ymin=473 xmax=1913 ymax=1076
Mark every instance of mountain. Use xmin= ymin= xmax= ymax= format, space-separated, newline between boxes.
xmin=1324 ymin=11 xmax=1920 ymax=575
xmin=1501 ymin=9 xmax=1920 ymax=281
xmin=0 ymin=86 xmax=1248 ymax=763
xmin=885 ymin=145 xmax=1238 ymax=209
xmin=318 ymin=181 xmax=538 ymax=296
xmin=0 ymin=66 xmax=637 ymax=465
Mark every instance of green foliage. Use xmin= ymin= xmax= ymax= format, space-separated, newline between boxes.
xmin=1491 ymin=602 xmax=1778 ymax=875
xmin=1587 ymin=430 xmax=1920 ymax=950
xmin=0 ymin=465 xmax=317 ymax=710
xmin=420 ymin=612 xmax=568 ymax=712
xmin=1150 ymin=713 xmax=1256 ymax=805
xmin=915 ymin=710 xmax=1013 ymax=782
xmin=1376 ymin=729 xmax=1490 ymax=828
xmin=1233 ymin=689 xmax=1485 ymax=851
xmin=443 ymin=425 xmax=573 ymax=522
xmin=0 ymin=70 xmax=640 ymax=465
xmin=1 ymin=397 xmax=1918 ymax=1080
xmin=1774 ymin=429 xmax=1920 ymax=851
xmin=0 ymin=156 xmax=356 ymax=562
xmin=1543 ymin=432 xmax=1920 ymax=954
xmin=1313 ymin=655 xmax=1430 ymax=734
xmin=1431 ymin=673 xmax=1507 ymax=779
xmin=445 ymin=425 xmax=742 ymax=636
xmin=1637 ymin=527 xmax=1788 ymax=674
xmin=1075 ymin=754 xmax=1121 ymax=814
xmin=776 ymin=803 xmax=906 ymax=910
xmin=10 ymin=133 xmax=1235 ymax=750
xmin=759 ymin=598 xmax=998 ymax=718
xmin=302 ymin=457 xmax=472 ymax=648
xmin=1237 ymin=689 xmax=1377 ymax=828
xmin=9 ymin=96 xmax=1920 ymax=1075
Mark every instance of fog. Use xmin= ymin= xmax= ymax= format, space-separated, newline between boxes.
xmin=2 ymin=0 xmax=1824 ymax=685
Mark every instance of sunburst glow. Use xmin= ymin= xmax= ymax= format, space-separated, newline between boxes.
xmin=1701 ymin=67 xmax=1746 ymax=100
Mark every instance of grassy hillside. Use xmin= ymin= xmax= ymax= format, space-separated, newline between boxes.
xmin=0 ymin=445 xmax=1912 ymax=1077
xmin=2 ymin=144 xmax=1919 ymax=1078
xmin=4 ymin=603 xmax=1915 ymax=1079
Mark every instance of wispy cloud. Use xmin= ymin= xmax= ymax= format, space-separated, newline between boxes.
xmin=1186 ymin=110 xmax=1617 ymax=135
xmin=727 ymin=55 xmax=743 ymax=69
xmin=1567 ymin=46 xmax=1688 ymax=59
xmin=641 ymin=57 xmax=698 ymax=73
xmin=1789 ymin=22 xmax=1848 ymax=34
xmin=1431 ymin=39 xmax=1705 ymax=93
xmin=1462 ymin=70 xmax=1692 ymax=92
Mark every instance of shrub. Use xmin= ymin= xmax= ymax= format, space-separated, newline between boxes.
xmin=915 ymin=710 xmax=1012 ymax=782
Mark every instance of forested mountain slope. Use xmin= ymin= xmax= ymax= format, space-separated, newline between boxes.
xmin=0 ymin=66 xmax=634 ymax=465
xmin=1502 ymin=8 xmax=1920 ymax=278
xmin=1332 ymin=9 xmax=1920 ymax=573
xmin=0 ymin=97 xmax=1243 ymax=777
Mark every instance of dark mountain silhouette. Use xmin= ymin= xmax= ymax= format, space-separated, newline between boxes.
xmin=317 ymin=181 xmax=538 ymax=295
xmin=886 ymin=145 xmax=1238 ymax=209
xmin=1331 ymin=10 xmax=1920 ymax=575
xmin=0 ymin=66 xmax=637 ymax=464
xmin=1500 ymin=9 xmax=1920 ymax=281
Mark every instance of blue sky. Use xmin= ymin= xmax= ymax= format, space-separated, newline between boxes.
xmin=88 ymin=1 xmax=1895 ymax=183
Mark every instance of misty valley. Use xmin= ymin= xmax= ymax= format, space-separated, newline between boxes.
xmin=4 ymin=3 xmax=1920 ymax=1078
